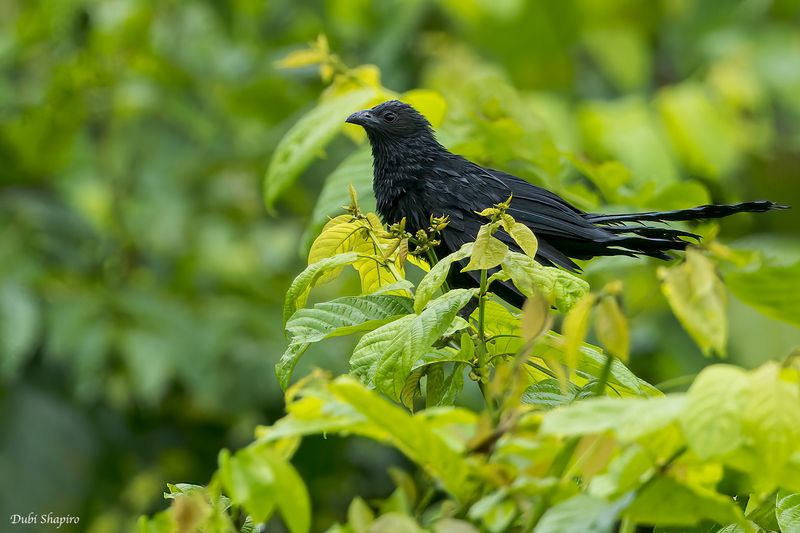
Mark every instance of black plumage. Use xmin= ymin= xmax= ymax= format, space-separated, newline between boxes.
xmin=346 ymin=100 xmax=788 ymax=308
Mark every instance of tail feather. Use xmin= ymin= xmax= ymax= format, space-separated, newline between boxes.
xmin=586 ymin=200 xmax=789 ymax=224
xmin=579 ymin=200 xmax=788 ymax=263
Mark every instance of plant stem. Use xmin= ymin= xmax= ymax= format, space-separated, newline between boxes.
xmin=475 ymin=268 xmax=493 ymax=416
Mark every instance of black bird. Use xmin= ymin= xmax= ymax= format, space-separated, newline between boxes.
xmin=346 ymin=100 xmax=788 ymax=308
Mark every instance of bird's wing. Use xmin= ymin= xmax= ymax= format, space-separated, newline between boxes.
xmin=484 ymin=169 xmax=613 ymax=242
xmin=426 ymin=160 xmax=593 ymax=270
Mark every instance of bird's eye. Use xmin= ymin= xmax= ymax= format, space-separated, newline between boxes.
xmin=384 ymin=112 xmax=396 ymax=122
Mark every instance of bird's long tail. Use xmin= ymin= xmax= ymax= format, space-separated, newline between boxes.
xmin=585 ymin=200 xmax=788 ymax=224
xmin=577 ymin=200 xmax=789 ymax=261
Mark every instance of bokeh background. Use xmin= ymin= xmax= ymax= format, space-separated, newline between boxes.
xmin=1 ymin=0 xmax=799 ymax=531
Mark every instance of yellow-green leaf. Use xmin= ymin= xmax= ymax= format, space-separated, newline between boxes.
xmin=595 ymin=295 xmax=629 ymax=362
xmin=218 ymin=442 xmax=310 ymax=533
xmin=680 ymin=364 xmax=748 ymax=460
xmin=501 ymin=252 xmax=589 ymax=312
xmin=562 ymin=293 xmax=597 ymax=373
xmin=501 ymin=214 xmax=538 ymax=258
xmin=275 ymin=48 xmax=327 ymax=69
xmin=741 ymin=362 xmax=800 ymax=484
xmin=462 ymin=223 xmax=508 ymax=272
xmin=308 ymin=215 xmax=364 ymax=284
xmin=658 ymin=248 xmax=727 ymax=357
xmin=402 ymin=89 xmax=447 ymax=127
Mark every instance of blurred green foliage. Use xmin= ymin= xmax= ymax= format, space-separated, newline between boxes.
xmin=2 ymin=0 xmax=800 ymax=531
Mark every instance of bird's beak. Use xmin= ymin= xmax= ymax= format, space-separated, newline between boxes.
xmin=345 ymin=109 xmax=374 ymax=127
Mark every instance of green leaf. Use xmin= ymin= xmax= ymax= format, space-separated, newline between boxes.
xmin=625 ymin=476 xmax=744 ymax=527
xmin=680 ymin=364 xmax=748 ymax=460
xmin=329 ymin=377 xmax=474 ymax=501
xmin=658 ymin=248 xmax=727 ymax=356
xmin=540 ymin=395 xmax=685 ymax=442
xmin=0 ymin=282 xmax=40 ymax=380
xmin=462 ymin=223 xmax=508 ymax=272
xmin=595 ymin=296 xmax=629 ymax=363
xmin=536 ymin=332 xmax=660 ymax=397
xmin=590 ymin=445 xmax=654 ymax=499
xmin=347 ymin=496 xmax=375 ymax=533
xmin=415 ymin=244 xmax=473 ymax=313
xmin=725 ymin=259 xmax=800 ymax=327
xmin=275 ymin=343 xmax=310 ymax=391
xmin=536 ymin=493 xmax=622 ymax=533
xmin=286 ymin=295 xmax=414 ymax=344
xmin=264 ymin=88 xmax=376 ymax=210
xmin=522 ymin=379 xmax=579 ymax=409
xmin=777 ymin=490 xmax=800 ymax=533
xmin=283 ymin=252 xmax=359 ymax=324
xmin=744 ymin=491 xmax=780 ymax=532
xmin=350 ymin=289 xmax=474 ymax=402
xmin=501 ymin=252 xmax=590 ymax=312
xmin=741 ymin=363 xmax=800 ymax=483
xmin=584 ymin=28 xmax=650 ymax=92
xmin=424 ymin=363 xmax=467 ymax=408
xmin=367 ymin=513 xmax=424 ymax=533
xmin=218 ymin=442 xmax=310 ymax=533
xmin=468 ymin=491 xmax=516 ymax=533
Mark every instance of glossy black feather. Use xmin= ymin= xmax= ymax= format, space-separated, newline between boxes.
xmin=347 ymin=100 xmax=789 ymax=308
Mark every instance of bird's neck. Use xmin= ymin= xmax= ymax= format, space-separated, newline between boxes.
xmin=368 ymin=134 xmax=445 ymax=226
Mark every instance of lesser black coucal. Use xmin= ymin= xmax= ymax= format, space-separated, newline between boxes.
xmin=346 ymin=100 xmax=788 ymax=308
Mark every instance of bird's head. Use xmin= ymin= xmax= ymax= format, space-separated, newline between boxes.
xmin=345 ymin=100 xmax=434 ymax=142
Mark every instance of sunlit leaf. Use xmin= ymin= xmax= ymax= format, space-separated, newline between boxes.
xmin=462 ymin=223 xmax=508 ymax=272
xmin=402 ymin=89 xmax=447 ymax=127
xmin=680 ymin=364 xmax=748 ymax=460
xmin=264 ymin=89 xmax=376 ymax=210
xmin=595 ymin=296 xmax=629 ymax=363
xmin=741 ymin=363 xmax=800 ymax=483
xmin=658 ymin=248 xmax=727 ymax=356
xmin=308 ymin=215 xmax=365 ymax=284
xmin=562 ymin=293 xmax=596 ymax=373
xmin=500 ymin=213 xmax=538 ymax=258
